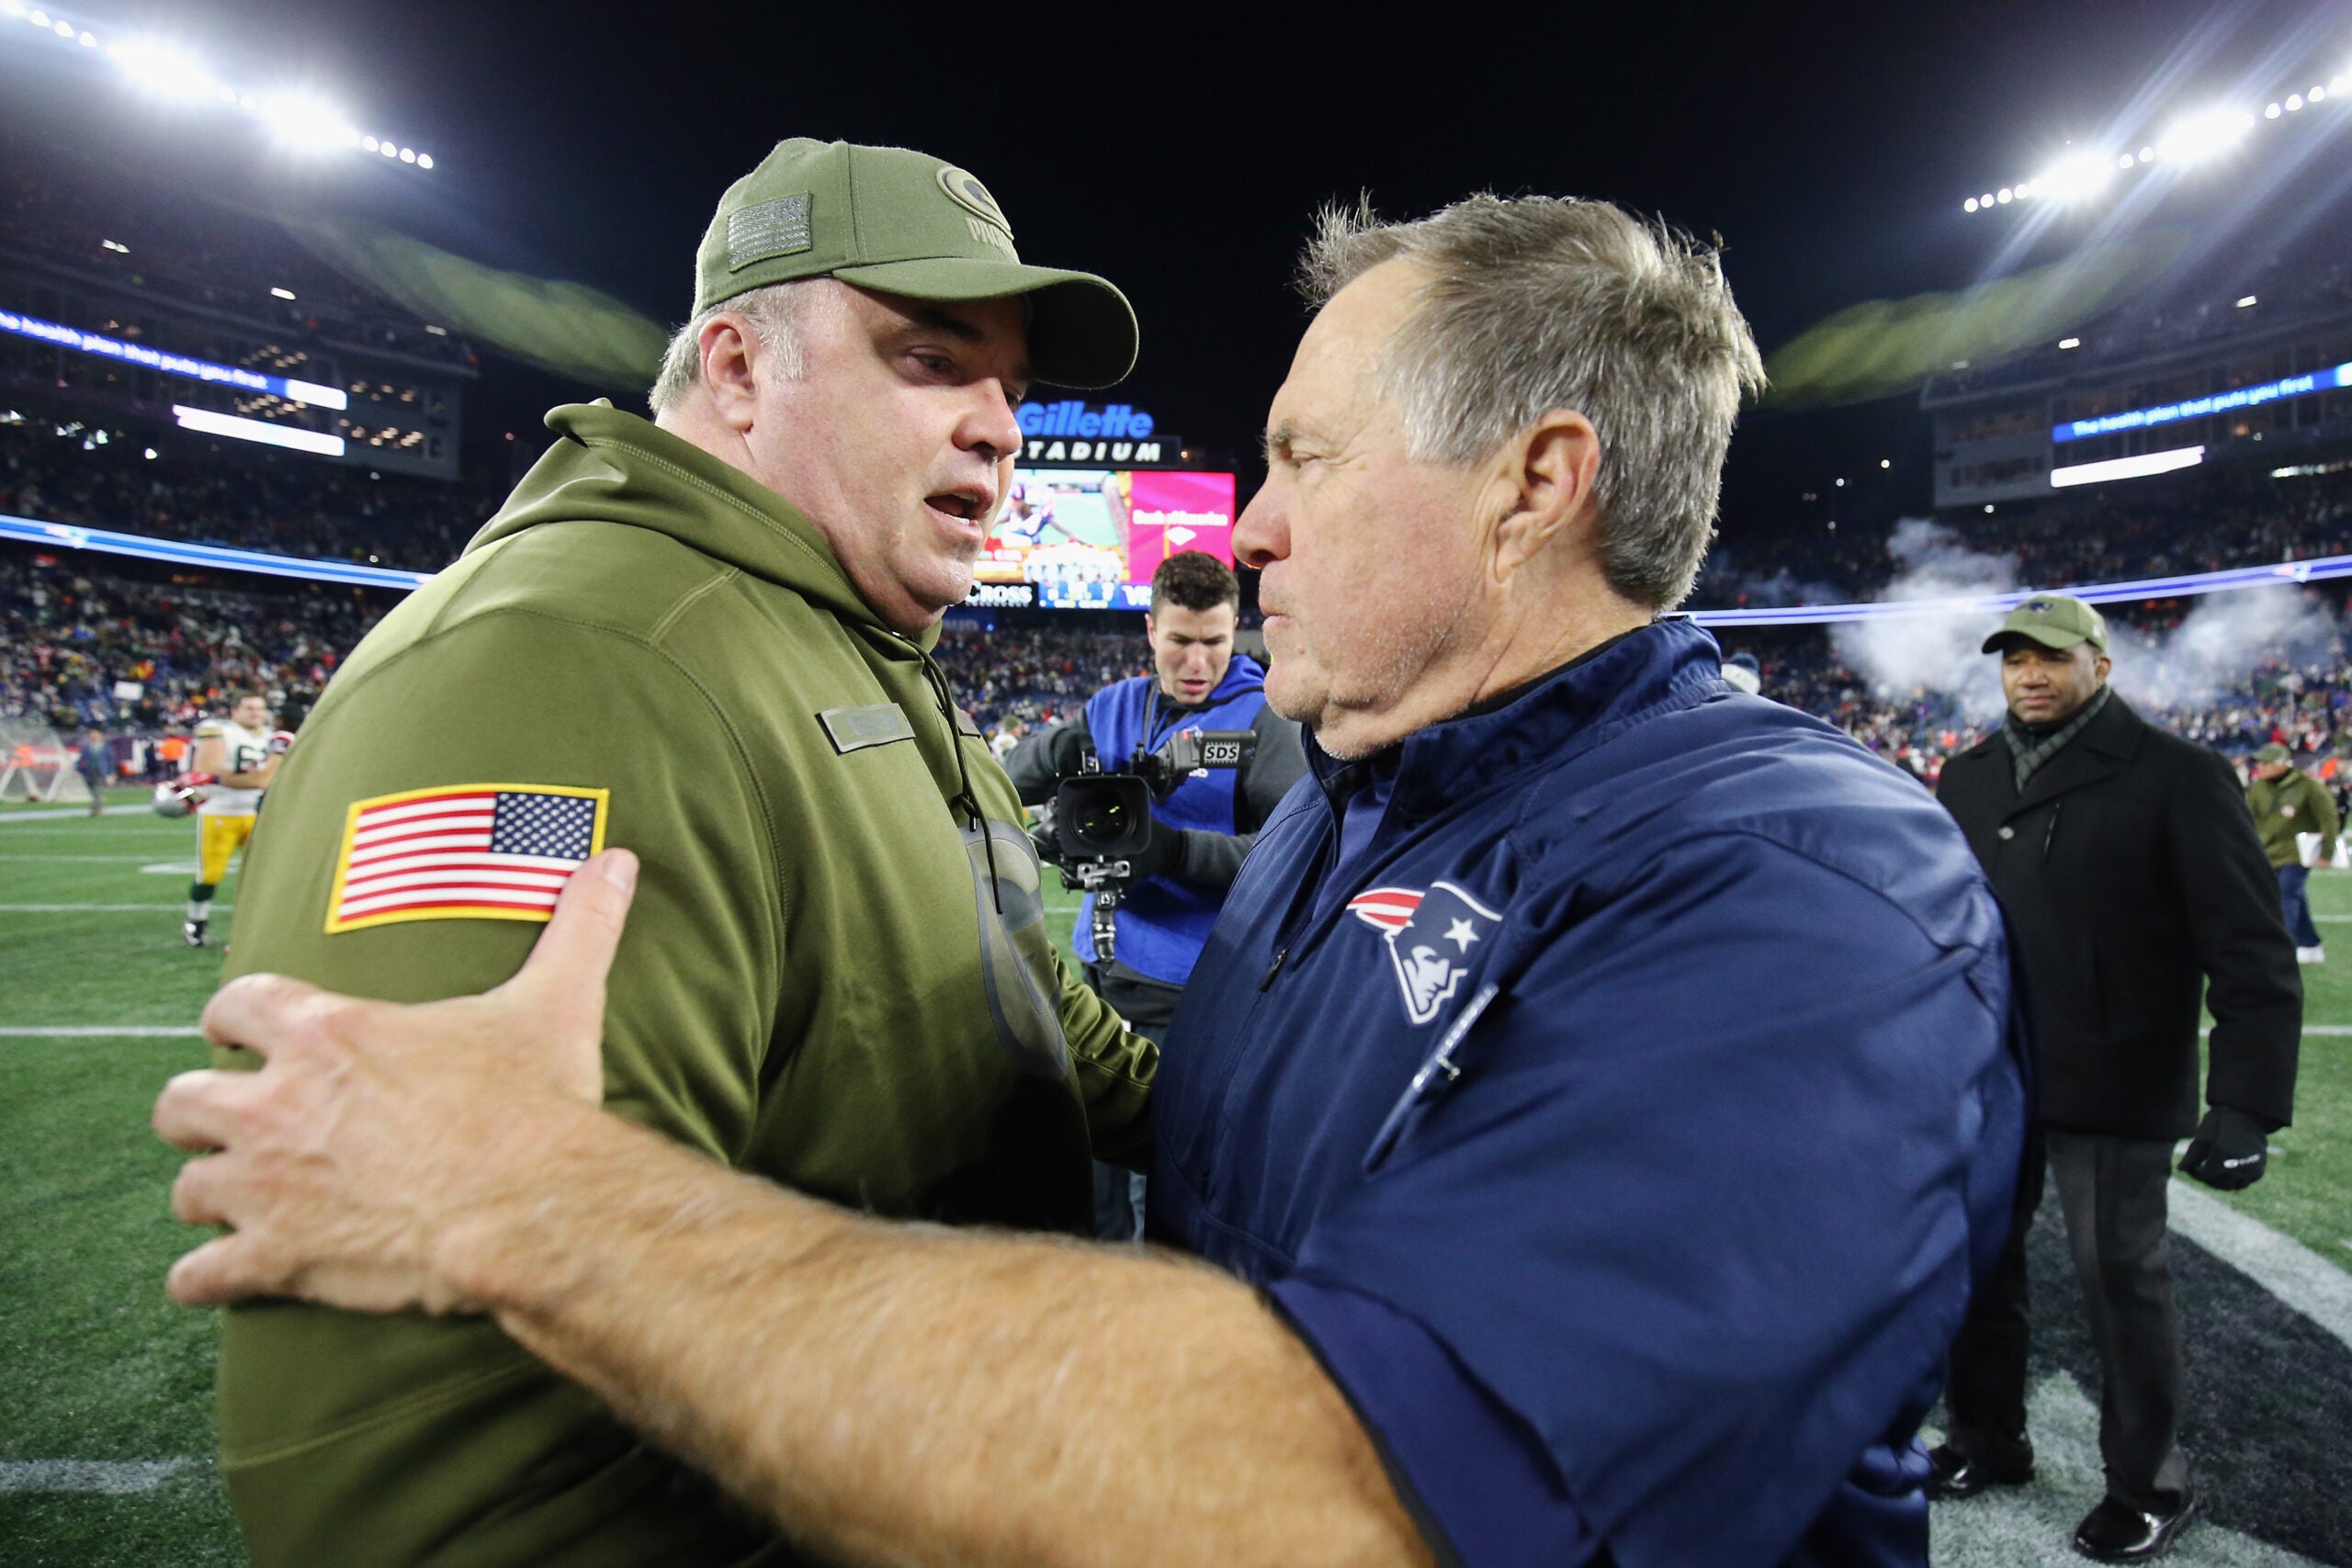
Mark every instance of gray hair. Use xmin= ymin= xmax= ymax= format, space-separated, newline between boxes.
xmin=647 ymin=281 xmax=817 ymax=417
xmin=1299 ymin=195 xmax=1765 ymax=609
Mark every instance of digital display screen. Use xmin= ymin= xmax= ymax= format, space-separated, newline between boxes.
xmin=971 ymin=468 xmax=1236 ymax=611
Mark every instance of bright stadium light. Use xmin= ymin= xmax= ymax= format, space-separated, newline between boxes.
xmin=2157 ymin=105 xmax=2256 ymax=164
xmin=1964 ymin=61 xmax=2349 ymax=215
xmin=110 ymin=39 xmax=217 ymax=99
xmin=260 ymin=93 xmax=356 ymax=152
xmin=2036 ymin=150 xmax=2114 ymax=201
xmin=3 ymin=5 xmax=441 ymax=174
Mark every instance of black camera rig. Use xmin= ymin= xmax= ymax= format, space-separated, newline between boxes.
xmin=1034 ymin=728 xmax=1255 ymax=961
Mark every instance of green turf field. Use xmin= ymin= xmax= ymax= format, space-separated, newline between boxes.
xmin=4 ymin=790 xmax=2348 ymax=1564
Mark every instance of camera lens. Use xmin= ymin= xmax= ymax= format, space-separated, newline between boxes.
xmin=1073 ymin=797 xmax=1128 ymax=847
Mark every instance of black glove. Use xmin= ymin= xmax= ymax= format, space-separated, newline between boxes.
xmin=2179 ymin=1107 xmax=2271 ymax=1190
xmin=1125 ymin=816 xmax=1183 ymax=882
xmin=1042 ymin=724 xmax=1093 ymax=776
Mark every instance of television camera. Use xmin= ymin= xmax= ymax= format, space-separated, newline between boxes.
xmin=1033 ymin=727 xmax=1254 ymax=961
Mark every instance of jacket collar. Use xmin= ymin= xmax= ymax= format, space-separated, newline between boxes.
xmin=1304 ymin=617 xmax=1724 ymax=819
xmin=2006 ymin=688 xmax=2145 ymax=815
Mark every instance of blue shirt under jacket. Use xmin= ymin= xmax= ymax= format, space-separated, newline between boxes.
xmin=1149 ymin=617 xmax=2027 ymax=1568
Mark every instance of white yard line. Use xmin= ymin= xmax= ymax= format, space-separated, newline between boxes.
xmin=0 ymin=1459 xmax=190 ymax=1494
xmin=0 ymin=1026 xmax=205 ymax=1037
xmin=0 ymin=853 xmax=182 ymax=863
xmin=0 ymin=903 xmax=228 ymax=912
xmin=0 ymin=804 xmax=153 ymax=825
xmin=2167 ymin=1179 xmax=2352 ymax=1356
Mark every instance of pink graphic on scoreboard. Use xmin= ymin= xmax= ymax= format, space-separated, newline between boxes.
xmin=1124 ymin=469 xmax=1237 ymax=579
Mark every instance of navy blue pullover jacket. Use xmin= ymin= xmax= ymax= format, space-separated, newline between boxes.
xmin=1149 ymin=617 xmax=2027 ymax=1568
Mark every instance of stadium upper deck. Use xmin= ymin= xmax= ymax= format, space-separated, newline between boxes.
xmin=0 ymin=151 xmax=475 ymax=480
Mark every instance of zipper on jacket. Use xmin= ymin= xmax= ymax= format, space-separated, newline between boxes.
xmin=1260 ymin=945 xmax=1287 ymax=991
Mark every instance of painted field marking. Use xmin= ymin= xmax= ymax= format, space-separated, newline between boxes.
xmin=0 ymin=853 xmax=184 ymax=863
xmin=0 ymin=1027 xmax=206 ymax=1037
xmin=0 ymin=903 xmax=230 ymax=912
xmin=0 ymin=1459 xmax=190 ymax=1493
xmin=0 ymin=805 xmax=156 ymax=826
xmin=2167 ymin=1179 xmax=2352 ymax=1356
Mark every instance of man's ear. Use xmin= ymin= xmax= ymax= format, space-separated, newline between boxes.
xmin=700 ymin=316 xmax=761 ymax=433
xmin=1487 ymin=410 xmax=1601 ymax=582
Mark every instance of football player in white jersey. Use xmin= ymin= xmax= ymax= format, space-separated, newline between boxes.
xmin=185 ymin=691 xmax=284 ymax=947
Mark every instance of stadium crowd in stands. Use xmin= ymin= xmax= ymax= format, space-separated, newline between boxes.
xmin=0 ymin=549 xmax=387 ymax=731
xmin=7 ymin=394 xmax=2352 ymax=795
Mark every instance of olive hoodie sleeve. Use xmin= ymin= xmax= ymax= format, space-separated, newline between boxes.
xmin=212 ymin=606 xmax=787 ymax=1568
xmin=2172 ymin=745 xmax=2301 ymax=1129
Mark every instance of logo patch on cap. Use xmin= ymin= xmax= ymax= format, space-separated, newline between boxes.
xmin=2025 ymin=598 xmax=2052 ymax=612
xmin=936 ymin=166 xmax=1012 ymax=236
xmin=728 ymin=194 xmax=813 ymax=271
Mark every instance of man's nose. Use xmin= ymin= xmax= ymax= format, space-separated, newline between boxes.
xmin=963 ymin=384 xmax=1025 ymax=464
xmin=1233 ymin=489 xmax=1284 ymax=570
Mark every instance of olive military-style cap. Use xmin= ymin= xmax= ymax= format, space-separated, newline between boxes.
xmin=2256 ymin=741 xmax=2292 ymax=763
xmin=1982 ymin=592 xmax=2109 ymax=654
xmin=694 ymin=139 xmax=1137 ymax=389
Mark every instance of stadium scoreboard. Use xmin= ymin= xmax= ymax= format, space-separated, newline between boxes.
xmin=967 ymin=466 xmax=1236 ymax=612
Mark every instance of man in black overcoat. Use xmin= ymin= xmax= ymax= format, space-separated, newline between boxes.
xmin=1928 ymin=592 xmax=2301 ymax=1563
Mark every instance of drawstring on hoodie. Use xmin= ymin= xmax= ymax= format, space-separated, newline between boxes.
xmin=921 ymin=652 xmax=1003 ymax=914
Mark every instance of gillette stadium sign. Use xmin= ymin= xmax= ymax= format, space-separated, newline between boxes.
xmin=1016 ymin=400 xmax=1176 ymax=465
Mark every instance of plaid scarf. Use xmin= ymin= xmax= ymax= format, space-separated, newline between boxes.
xmin=2004 ymin=684 xmax=2109 ymax=793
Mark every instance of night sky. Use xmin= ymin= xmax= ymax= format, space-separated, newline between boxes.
xmin=6 ymin=0 xmax=2347 ymax=545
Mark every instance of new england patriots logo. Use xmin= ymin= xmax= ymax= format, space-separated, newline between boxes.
xmin=1346 ymin=881 xmax=1503 ymax=1026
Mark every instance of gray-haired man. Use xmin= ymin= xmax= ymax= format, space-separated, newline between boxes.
xmin=160 ymin=194 xmax=2026 ymax=1568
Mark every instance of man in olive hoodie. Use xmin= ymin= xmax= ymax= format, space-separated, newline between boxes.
xmin=2248 ymin=740 xmax=2340 ymax=962
xmin=208 ymin=139 xmax=1156 ymax=1566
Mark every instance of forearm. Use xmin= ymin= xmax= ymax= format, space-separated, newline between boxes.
xmin=1172 ymin=828 xmax=1254 ymax=889
xmin=449 ymin=1106 xmax=1426 ymax=1568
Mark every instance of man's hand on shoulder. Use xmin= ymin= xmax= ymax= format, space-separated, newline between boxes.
xmin=153 ymin=850 xmax=640 ymax=1313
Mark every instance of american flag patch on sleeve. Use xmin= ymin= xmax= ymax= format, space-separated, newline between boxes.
xmin=324 ymin=784 xmax=609 ymax=934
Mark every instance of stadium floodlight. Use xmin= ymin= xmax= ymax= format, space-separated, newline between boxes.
xmin=110 ymin=39 xmax=218 ymax=99
xmin=269 ymin=286 xmax=296 ymax=299
xmin=260 ymin=94 xmax=356 ymax=152
xmin=2060 ymin=336 xmax=2082 ymax=348
xmin=2288 ymin=94 xmax=2305 ymax=111
xmin=2036 ymin=150 xmax=2114 ymax=202
xmin=5 ymin=4 xmax=440 ymax=173
xmin=2156 ymin=105 xmax=2257 ymax=164
xmin=2267 ymin=102 xmax=2283 ymax=118
xmin=1963 ymin=197 xmax=1979 ymax=212
xmin=2238 ymin=294 xmax=2258 ymax=307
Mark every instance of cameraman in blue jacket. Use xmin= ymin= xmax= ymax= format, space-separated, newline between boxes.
xmin=1008 ymin=548 xmax=1306 ymax=1235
